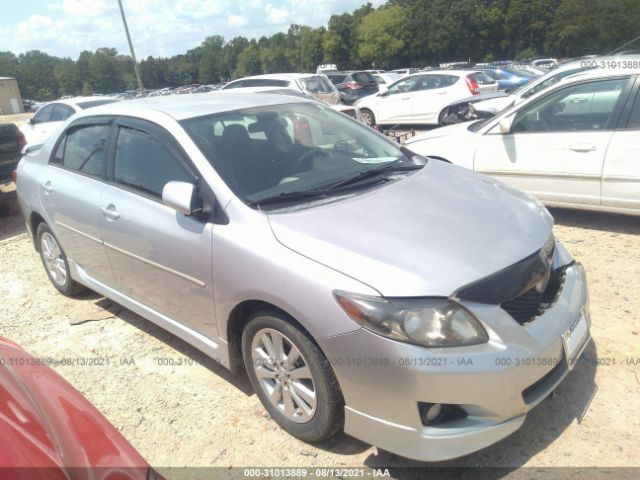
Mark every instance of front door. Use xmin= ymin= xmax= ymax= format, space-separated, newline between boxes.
xmin=474 ymin=77 xmax=631 ymax=206
xmin=99 ymin=119 xmax=217 ymax=337
xmin=376 ymin=76 xmax=421 ymax=123
xmin=602 ymin=79 xmax=640 ymax=212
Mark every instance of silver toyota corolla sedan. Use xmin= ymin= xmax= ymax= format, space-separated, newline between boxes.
xmin=16 ymin=93 xmax=590 ymax=461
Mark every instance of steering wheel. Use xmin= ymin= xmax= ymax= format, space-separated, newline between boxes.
xmin=294 ymin=148 xmax=327 ymax=173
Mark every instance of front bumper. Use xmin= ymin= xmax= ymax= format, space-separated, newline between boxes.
xmin=318 ymin=262 xmax=590 ymax=462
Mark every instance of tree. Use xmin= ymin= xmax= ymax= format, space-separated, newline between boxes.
xmin=358 ymin=6 xmax=407 ymax=68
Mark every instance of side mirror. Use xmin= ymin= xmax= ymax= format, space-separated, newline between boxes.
xmin=162 ymin=181 xmax=197 ymax=215
xmin=378 ymin=85 xmax=388 ymax=95
xmin=27 ymin=117 xmax=34 ymax=125
xmin=499 ymin=116 xmax=514 ymax=134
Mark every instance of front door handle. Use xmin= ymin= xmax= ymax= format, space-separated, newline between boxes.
xmin=569 ymin=143 xmax=596 ymax=152
xmin=42 ymin=181 xmax=53 ymax=195
xmin=100 ymin=204 xmax=120 ymax=220
xmin=402 ymin=96 xmax=411 ymax=101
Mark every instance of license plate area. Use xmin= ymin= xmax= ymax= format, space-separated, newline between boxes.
xmin=562 ymin=309 xmax=590 ymax=369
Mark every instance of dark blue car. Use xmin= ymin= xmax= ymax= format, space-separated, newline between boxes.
xmin=477 ymin=67 xmax=537 ymax=91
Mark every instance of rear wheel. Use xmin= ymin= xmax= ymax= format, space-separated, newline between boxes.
xmin=36 ymin=223 xmax=85 ymax=296
xmin=242 ymin=311 xmax=344 ymax=442
xmin=359 ymin=109 xmax=376 ymax=127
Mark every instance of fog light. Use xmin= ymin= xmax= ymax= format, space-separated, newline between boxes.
xmin=419 ymin=402 xmax=443 ymax=424
xmin=418 ymin=402 xmax=467 ymax=426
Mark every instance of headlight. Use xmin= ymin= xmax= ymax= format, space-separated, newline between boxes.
xmin=334 ymin=292 xmax=489 ymax=348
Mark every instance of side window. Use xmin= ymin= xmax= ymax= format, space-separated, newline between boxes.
xmin=627 ymin=90 xmax=640 ymax=129
xmin=51 ymin=104 xmax=75 ymax=121
xmin=32 ymin=104 xmax=55 ymax=124
xmin=223 ymin=80 xmax=244 ymax=89
xmin=387 ymin=76 xmax=420 ymax=95
xmin=511 ymin=78 xmax=628 ymax=133
xmin=58 ymin=124 xmax=110 ymax=177
xmin=114 ymin=126 xmax=193 ymax=198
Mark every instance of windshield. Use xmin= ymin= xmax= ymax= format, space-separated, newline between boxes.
xmin=182 ymin=103 xmax=408 ymax=206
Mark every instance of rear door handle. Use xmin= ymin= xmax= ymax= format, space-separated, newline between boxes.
xmin=42 ymin=181 xmax=53 ymax=194
xmin=569 ymin=143 xmax=596 ymax=152
xmin=100 ymin=204 xmax=120 ymax=220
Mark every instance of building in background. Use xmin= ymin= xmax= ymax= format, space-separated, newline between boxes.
xmin=0 ymin=77 xmax=24 ymax=115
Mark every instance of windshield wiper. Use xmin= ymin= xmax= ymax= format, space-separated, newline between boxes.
xmin=321 ymin=161 xmax=423 ymax=191
xmin=247 ymin=189 xmax=329 ymax=208
xmin=248 ymin=161 xmax=424 ymax=209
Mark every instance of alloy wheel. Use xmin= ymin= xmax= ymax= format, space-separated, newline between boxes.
xmin=251 ymin=328 xmax=317 ymax=423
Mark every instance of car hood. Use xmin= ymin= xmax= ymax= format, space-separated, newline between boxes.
xmin=472 ymin=95 xmax=516 ymax=114
xmin=268 ymin=161 xmax=553 ymax=297
xmin=405 ymin=120 xmax=475 ymax=143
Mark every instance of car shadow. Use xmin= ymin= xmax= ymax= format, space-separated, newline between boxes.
xmin=95 ymin=297 xmax=254 ymax=396
xmin=550 ymin=207 xmax=640 ymax=235
xmin=357 ymin=340 xmax=599 ymax=477
xmin=0 ymin=202 xmax=27 ymax=242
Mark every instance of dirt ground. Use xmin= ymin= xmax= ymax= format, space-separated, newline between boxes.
xmin=0 ymin=200 xmax=638 ymax=475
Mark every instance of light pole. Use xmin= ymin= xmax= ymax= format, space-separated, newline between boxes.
xmin=118 ymin=0 xmax=145 ymax=97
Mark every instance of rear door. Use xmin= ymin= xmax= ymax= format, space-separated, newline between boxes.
xmin=41 ymin=120 xmax=112 ymax=283
xmin=99 ymin=118 xmax=217 ymax=337
xmin=474 ymin=76 xmax=632 ymax=206
xmin=411 ymin=74 xmax=461 ymax=123
xmin=601 ymin=76 xmax=640 ymax=212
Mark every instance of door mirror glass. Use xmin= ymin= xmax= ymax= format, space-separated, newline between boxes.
xmin=499 ymin=116 xmax=514 ymax=134
xmin=162 ymin=181 xmax=196 ymax=215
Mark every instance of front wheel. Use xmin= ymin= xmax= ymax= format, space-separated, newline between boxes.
xmin=242 ymin=311 xmax=344 ymax=442
xmin=37 ymin=223 xmax=86 ymax=296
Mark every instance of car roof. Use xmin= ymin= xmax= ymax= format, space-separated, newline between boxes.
xmin=51 ymin=96 xmax=120 ymax=107
xmin=229 ymin=73 xmax=327 ymax=83
xmin=73 ymin=92 xmax=314 ymax=121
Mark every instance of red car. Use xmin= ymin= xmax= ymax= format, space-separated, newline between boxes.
xmin=0 ymin=336 xmax=158 ymax=480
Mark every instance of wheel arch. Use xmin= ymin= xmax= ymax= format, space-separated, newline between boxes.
xmin=226 ymin=299 xmax=319 ymax=373
xmin=28 ymin=211 xmax=48 ymax=251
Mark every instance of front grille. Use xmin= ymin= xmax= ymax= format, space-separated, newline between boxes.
xmin=502 ymin=266 xmax=567 ymax=325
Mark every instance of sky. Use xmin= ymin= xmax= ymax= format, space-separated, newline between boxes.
xmin=0 ymin=0 xmax=386 ymax=59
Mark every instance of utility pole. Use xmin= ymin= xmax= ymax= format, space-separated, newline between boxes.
xmin=118 ymin=0 xmax=144 ymax=97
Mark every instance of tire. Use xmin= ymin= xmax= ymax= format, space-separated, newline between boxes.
xmin=36 ymin=223 xmax=86 ymax=296
xmin=359 ymin=109 xmax=376 ymax=127
xmin=242 ymin=311 xmax=344 ymax=442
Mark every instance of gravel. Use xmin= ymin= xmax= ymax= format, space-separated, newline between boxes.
xmin=0 ymin=202 xmax=638 ymax=471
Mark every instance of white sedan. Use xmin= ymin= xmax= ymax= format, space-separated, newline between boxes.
xmin=20 ymin=96 xmax=120 ymax=146
xmin=405 ymin=67 xmax=640 ymax=215
xmin=355 ymin=70 xmax=498 ymax=127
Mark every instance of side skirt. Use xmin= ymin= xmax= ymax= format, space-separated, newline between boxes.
xmin=68 ymin=259 xmax=232 ymax=369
